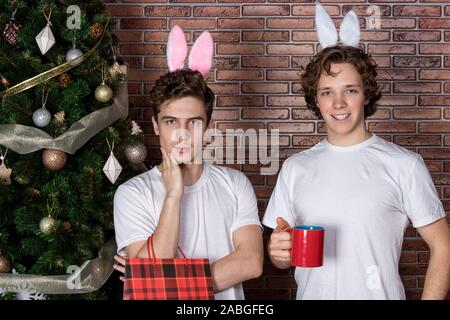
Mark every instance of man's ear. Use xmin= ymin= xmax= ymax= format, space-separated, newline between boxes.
xmin=152 ymin=116 xmax=159 ymax=136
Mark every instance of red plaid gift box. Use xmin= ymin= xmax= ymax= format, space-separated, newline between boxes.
xmin=123 ymin=235 xmax=214 ymax=300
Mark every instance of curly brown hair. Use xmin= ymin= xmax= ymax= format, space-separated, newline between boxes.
xmin=148 ymin=69 xmax=214 ymax=124
xmin=301 ymin=46 xmax=381 ymax=119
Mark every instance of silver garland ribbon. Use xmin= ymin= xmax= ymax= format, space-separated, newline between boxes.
xmin=0 ymin=238 xmax=117 ymax=294
xmin=0 ymin=80 xmax=129 ymax=154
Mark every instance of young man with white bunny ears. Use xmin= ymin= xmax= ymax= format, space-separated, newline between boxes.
xmin=263 ymin=5 xmax=450 ymax=300
xmin=113 ymin=26 xmax=263 ymax=300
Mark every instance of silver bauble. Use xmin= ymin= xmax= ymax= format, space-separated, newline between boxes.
xmin=32 ymin=107 xmax=51 ymax=127
xmin=124 ymin=143 xmax=148 ymax=164
xmin=39 ymin=216 xmax=56 ymax=235
xmin=95 ymin=84 xmax=113 ymax=103
xmin=66 ymin=48 xmax=83 ymax=66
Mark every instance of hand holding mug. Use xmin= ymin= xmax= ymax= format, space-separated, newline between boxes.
xmin=268 ymin=217 xmax=292 ymax=268
xmin=269 ymin=217 xmax=325 ymax=268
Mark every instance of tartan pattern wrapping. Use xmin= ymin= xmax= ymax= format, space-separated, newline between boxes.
xmin=123 ymin=236 xmax=214 ymax=300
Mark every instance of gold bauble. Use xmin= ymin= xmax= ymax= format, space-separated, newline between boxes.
xmin=42 ymin=149 xmax=67 ymax=171
xmin=0 ymin=254 xmax=11 ymax=273
xmin=95 ymin=84 xmax=113 ymax=103
xmin=39 ymin=216 xmax=56 ymax=235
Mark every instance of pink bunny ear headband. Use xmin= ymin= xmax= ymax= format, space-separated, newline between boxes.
xmin=315 ymin=4 xmax=360 ymax=49
xmin=167 ymin=25 xmax=214 ymax=76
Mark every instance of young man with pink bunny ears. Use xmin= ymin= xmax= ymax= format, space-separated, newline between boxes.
xmin=112 ymin=26 xmax=263 ymax=300
xmin=264 ymin=5 xmax=449 ymax=300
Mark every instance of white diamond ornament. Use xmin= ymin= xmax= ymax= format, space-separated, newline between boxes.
xmin=35 ymin=24 xmax=55 ymax=55
xmin=103 ymin=151 xmax=122 ymax=184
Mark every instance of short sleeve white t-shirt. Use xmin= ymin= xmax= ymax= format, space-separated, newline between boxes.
xmin=262 ymin=134 xmax=446 ymax=300
xmin=113 ymin=164 xmax=262 ymax=300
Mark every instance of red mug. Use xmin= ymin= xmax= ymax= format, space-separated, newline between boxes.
xmin=287 ymin=226 xmax=324 ymax=268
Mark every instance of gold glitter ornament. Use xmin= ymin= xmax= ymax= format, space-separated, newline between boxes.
xmin=42 ymin=149 xmax=67 ymax=171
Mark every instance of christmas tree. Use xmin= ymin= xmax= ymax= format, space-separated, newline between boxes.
xmin=0 ymin=0 xmax=146 ymax=299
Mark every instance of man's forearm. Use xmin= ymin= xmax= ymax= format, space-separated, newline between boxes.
xmin=210 ymin=250 xmax=263 ymax=293
xmin=136 ymin=195 xmax=182 ymax=259
xmin=422 ymin=249 xmax=450 ymax=300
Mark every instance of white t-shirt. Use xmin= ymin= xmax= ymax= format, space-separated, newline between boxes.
xmin=262 ymin=134 xmax=446 ymax=300
xmin=113 ymin=164 xmax=262 ymax=300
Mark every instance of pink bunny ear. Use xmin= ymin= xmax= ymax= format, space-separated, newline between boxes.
xmin=188 ymin=31 xmax=213 ymax=75
xmin=167 ymin=25 xmax=188 ymax=72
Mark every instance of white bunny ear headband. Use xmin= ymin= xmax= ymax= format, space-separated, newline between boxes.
xmin=166 ymin=25 xmax=214 ymax=76
xmin=315 ymin=4 xmax=360 ymax=49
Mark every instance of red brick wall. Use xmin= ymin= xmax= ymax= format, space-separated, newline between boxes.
xmin=106 ymin=0 xmax=450 ymax=300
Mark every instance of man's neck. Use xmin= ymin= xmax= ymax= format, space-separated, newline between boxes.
xmin=157 ymin=163 xmax=204 ymax=187
xmin=327 ymin=127 xmax=372 ymax=147
xmin=180 ymin=163 xmax=204 ymax=187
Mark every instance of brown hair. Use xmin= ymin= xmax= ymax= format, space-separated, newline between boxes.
xmin=149 ymin=69 xmax=214 ymax=124
xmin=301 ymin=46 xmax=381 ymax=119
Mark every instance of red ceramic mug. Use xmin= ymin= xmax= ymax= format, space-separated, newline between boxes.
xmin=287 ymin=226 xmax=324 ymax=268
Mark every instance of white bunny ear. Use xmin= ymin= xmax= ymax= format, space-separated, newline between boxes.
xmin=315 ymin=4 xmax=338 ymax=49
xmin=167 ymin=25 xmax=188 ymax=72
xmin=339 ymin=10 xmax=360 ymax=47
